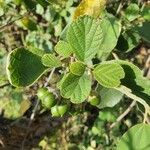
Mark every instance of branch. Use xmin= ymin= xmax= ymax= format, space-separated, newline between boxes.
xmin=0 ymin=10 xmax=34 ymax=31
xmin=115 ymin=85 xmax=150 ymax=123
xmin=110 ymin=101 xmax=136 ymax=129
xmin=0 ymin=83 xmax=10 ymax=88
xmin=21 ymin=68 xmax=56 ymax=150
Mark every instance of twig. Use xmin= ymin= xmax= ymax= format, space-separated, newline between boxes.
xmin=44 ymin=68 xmax=55 ymax=87
xmin=115 ymin=85 xmax=150 ymax=123
xmin=0 ymin=10 xmax=33 ymax=31
xmin=112 ymin=52 xmax=119 ymax=60
xmin=116 ymin=0 xmax=124 ymax=15
xmin=110 ymin=101 xmax=136 ymax=129
xmin=0 ymin=83 xmax=10 ymax=88
xmin=21 ymin=68 xmax=56 ymax=150
xmin=0 ymin=139 xmax=5 ymax=148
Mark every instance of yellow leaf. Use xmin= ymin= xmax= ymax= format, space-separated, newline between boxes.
xmin=73 ymin=0 xmax=106 ymax=20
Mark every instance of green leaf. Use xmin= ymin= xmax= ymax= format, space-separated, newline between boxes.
xmin=67 ymin=15 xmax=103 ymax=62
xmin=27 ymin=46 xmax=45 ymax=57
xmin=116 ymin=29 xmax=140 ymax=52
xmin=97 ymin=86 xmax=123 ymax=108
xmin=136 ymin=21 xmax=150 ymax=43
xmin=6 ymin=48 xmax=47 ymax=87
xmin=97 ymin=13 xmax=121 ymax=60
xmin=112 ymin=60 xmax=150 ymax=103
xmin=117 ymin=124 xmax=150 ymax=150
xmin=93 ymin=62 xmax=125 ymax=88
xmin=60 ymin=73 xmax=91 ymax=103
xmin=35 ymin=0 xmax=49 ymax=7
xmin=125 ymin=3 xmax=140 ymax=21
xmin=42 ymin=54 xmax=61 ymax=68
xmin=141 ymin=5 xmax=150 ymax=21
xmin=70 ymin=61 xmax=86 ymax=76
xmin=23 ymin=0 xmax=36 ymax=10
xmin=55 ymin=41 xmax=72 ymax=58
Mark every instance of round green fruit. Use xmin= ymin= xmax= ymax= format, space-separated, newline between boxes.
xmin=37 ymin=88 xmax=56 ymax=109
xmin=37 ymin=88 xmax=48 ymax=100
xmin=88 ymin=96 xmax=100 ymax=106
xmin=41 ymin=93 xmax=55 ymax=109
xmin=51 ymin=105 xmax=68 ymax=117
xmin=57 ymin=105 xmax=68 ymax=116
xmin=51 ymin=105 xmax=60 ymax=117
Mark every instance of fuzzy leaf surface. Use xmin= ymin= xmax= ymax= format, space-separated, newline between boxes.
xmin=42 ymin=54 xmax=61 ymax=68
xmin=67 ymin=15 xmax=103 ymax=62
xmin=60 ymin=73 xmax=91 ymax=103
xmin=93 ymin=62 xmax=125 ymax=88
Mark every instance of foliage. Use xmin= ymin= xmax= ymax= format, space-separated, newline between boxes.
xmin=0 ymin=0 xmax=150 ymax=149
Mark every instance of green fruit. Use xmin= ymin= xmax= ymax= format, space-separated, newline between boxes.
xmin=42 ymin=93 xmax=55 ymax=109
xmin=58 ymin=105 xmax=68 ymax=116
xmin=51 ymin=105 xmax=68 ymax=117
xmin=88 ymin=96 xmax=100 ymax=106
xmin=37 ymin=88 xmax=48 ymax=100
xmin=51 ymin=105 xmax=60 ymax=117
xmin=70 ymin=61 xmax=86 ymax=76
xmin=37 ymin=88 xmax=56 ymax=109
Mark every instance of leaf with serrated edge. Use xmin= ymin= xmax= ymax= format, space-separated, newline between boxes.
xmin=60 ymin=73 xmax=91 ymax=103
xmin=55 ymin=41 xmax=73 ymax=58
xmin=6 ymin=48 xmax=47 ymax=87
xmin=67 ymin=15 xmax=103 ymax=62
xmin=93 ymin=62 xmax=125 ymax=88
xmin=42 ymin=54 xmax=61 ymax=68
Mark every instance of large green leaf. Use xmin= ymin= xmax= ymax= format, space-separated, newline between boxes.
xmin=93 ymin=62 xmax=125 ymax=88
xmin=136 ymin=21 xmax=150 ymax=43
xmin=141 ymin=5 xmax=150 ymax=21
xmin=67 ymin=15 xmax=103 ymax=62
xmin=97 ymin=13 xmax=121 ymax=60
xmin=6 ymin=48 xmax=47 ymax=87
xmin=112 ymin=60 xmax=150 ymax=104
xmin=60 ymin=73 xmax=91 ymax=103
xmin=97 ymin=86 xmax=123 ymax=108
xmin=117 ymin=124 xmax=150 ymax=150
xmin=41 ymin=54 xmax=62 ymax=68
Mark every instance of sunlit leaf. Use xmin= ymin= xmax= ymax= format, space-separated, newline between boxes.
xmin=93 ymin=62 xmax=125 ymax=88
xmin=67 ymin=15 xmax=103 ymax=62
xmin=60 ymin=73 xmax=92 ymax=103
xmin=42 ymin=54 xmax=62 ymax=68
xmin=117 ymin=124 xmax=150 ymax=150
